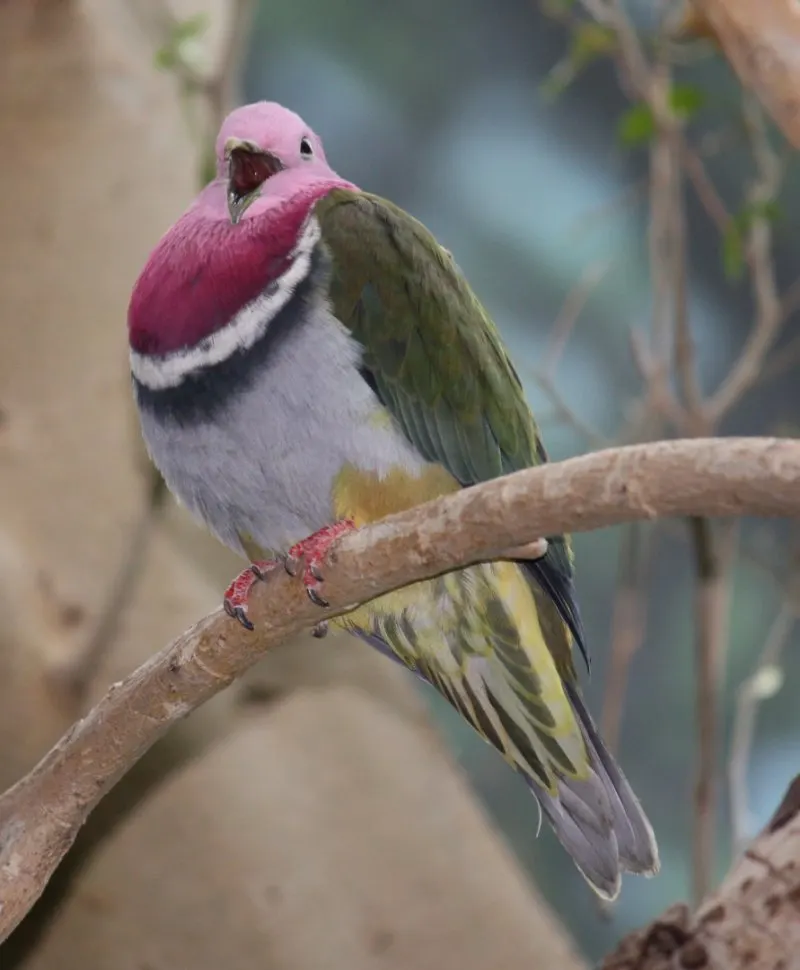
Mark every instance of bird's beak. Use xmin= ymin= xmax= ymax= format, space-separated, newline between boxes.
xmin=224 ymin=137 xmax=285 ymax=225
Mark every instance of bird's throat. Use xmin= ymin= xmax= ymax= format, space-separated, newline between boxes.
xmin=128 ymin=187 xmax=333 ymax=360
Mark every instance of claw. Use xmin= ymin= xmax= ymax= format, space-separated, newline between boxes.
xmin=282 ymin=554 xmax=300 ymax=577
xmin=224 ymin=600 xmax=254 ymax=631
xmin=311 ymin=620 xmax=329 ymax=638
xmin=285 ymin=519 xmax=356 ymax=610
xmin=306 ymin=585 xmax=330 ymax=608
xmin=223 ymin=559 xmax=277 ymax=630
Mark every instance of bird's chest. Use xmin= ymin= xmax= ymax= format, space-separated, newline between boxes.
xmin=138 ymin=306 xmax=423 ymax=556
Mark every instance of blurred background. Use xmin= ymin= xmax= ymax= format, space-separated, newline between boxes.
xmin=1 ymin=0 xmax=798 ymax=967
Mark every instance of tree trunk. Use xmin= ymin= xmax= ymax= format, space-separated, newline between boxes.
xmin=0 ymin=3 xmax=584 ymax=967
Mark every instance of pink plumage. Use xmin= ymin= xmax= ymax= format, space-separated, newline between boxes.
xmin=128 ymin=102 xmax=354 ymax=356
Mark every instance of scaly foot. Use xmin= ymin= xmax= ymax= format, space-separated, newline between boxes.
xmin=223 ymin=559 xmax=278 ymax=630
xmin=222 ymin=520 xmax=357 ymax=630
xmin=283 ymin=519 xmax=356 ymax=608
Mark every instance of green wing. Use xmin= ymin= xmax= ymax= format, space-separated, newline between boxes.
xmin=315 ymin=188 xmax=587 ymax=677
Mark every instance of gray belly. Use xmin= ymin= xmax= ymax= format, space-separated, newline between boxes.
xmin=137 ymin=306 xmax=424 ymax=557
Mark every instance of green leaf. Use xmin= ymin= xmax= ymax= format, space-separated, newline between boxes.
xmin=153 ymin=14 xmax=209 ymax=72
xmin=722 ymin=223 xmax=744 ymax=280
xmin=721 ymin=198 xmax=783 ymax=279
xmin=570 ymin=23 xmax=617 ymax=69
xmin=617 ymin=103 xmax=655 ymax=147
xmin=540 ymin=58 xmax=578 ymax=101
xmin=154 ymin=46 xmax=178 ymax=70
xmin=668 ymin=83 xmax=705 ymax=120
xmin=540 ymin=22 xmax=616 ymax=101
xmin=171 ymin=13 xmax=209 ymax=43
xmin=745 ymin=199 xmax=783 ymax=224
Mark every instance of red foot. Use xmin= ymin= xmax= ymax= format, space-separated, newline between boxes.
xmin=284 ymin=519 xmax=356 ymax=608
xmin=223 ymin=559 xmax=278 ymax=630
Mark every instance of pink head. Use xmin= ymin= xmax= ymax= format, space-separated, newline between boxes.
xmin=216 ymin=102 xmax=344 ymax=224
xmin=128 ymin=102 xmax=355 ymax=358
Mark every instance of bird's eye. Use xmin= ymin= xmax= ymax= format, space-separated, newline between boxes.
xmin=299 ymin=136 xmax=314 ymax=158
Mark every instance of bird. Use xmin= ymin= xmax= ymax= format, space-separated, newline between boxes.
xmin=127 ymin=100 xmax=658 ymax=899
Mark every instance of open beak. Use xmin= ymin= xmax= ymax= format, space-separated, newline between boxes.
xmin=224 ymin=137 xmax=285 ymax=225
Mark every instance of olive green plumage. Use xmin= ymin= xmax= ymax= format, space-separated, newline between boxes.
xmin=311 ymin=187 xmax=658 ymax=899
xmin=317 ymin=188 xmax=584 ymax=678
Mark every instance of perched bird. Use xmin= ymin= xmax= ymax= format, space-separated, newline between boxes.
xmin=128 ymin=101 xmax=658 ymax=899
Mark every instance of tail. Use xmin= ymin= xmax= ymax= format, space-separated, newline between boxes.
xmin=345 ymin=560 xmax=659 ymax=900
xmin=532 ymin=681 xmax=659 ymax=900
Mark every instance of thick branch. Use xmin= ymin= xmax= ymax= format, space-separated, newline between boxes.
xmin=693 ymin=0 xmax=800 ymax=150
xmin=601 ymin=774 xmax=800 ymax=969
xmin=1 ymin=436 xmax=800 ymax=940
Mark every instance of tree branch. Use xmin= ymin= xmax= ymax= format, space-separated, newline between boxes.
xmin=692 ymin=0 xmax=800 ymax=150
xmin=688 ymin=516 xmax=737 ymax=903
xmin=599 ymin=522 xmax=654 ymax=755
xmin=601 ymin=773 xmax=800 ymax=970
xmin=1 ymin=437 xmax=800 ymax=941
xmin=729 ymin=560 xmax=800 ymax=854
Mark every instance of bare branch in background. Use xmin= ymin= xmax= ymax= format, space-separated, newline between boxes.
xmin=543 ymin=260 xmax=611 ymax=375
xmin=531 ymin=260 xmax=611 ymax=448
xmin=707 ymin=96 xmax=784 ymax=423
xmin=599 ymin=521 xmax=655 ymax=755
xmin=648 ymin=62 xmax=679 ymax=368
xmin=577 ymin=0 xmax=650 ymax=97
xmin=562 ymin=0 xmax=798 ymax=910
xmin=677 ymin=134 xmax=732 ymax=235
xmin=688 ymin=516 xmax=738 ymax=903
xmin=665 ymin=143 xmax=704 ymax=429
xmin=1 ymin=436 xmax=799 ymax=941
xmin=729 ymin=553 xmax=800 ymax=854
xmin=531 ymin=373 xmax=609 ymax=448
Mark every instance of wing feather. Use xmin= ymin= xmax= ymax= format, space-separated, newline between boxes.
xmin=317 ymin=188 xmax=657 ymax=895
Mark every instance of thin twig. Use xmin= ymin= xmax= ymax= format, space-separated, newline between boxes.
xmin=707 ymin=97 xmax=784 ymax=423
xmin=599 ymin=521 xmax=655 ymax=754
xmin=529 ymin=373 xmax=610 ymax=448
xmin=529 ymin=260 xmax=612 ymax=448
xmin=648 ymin=62 xmax=678 ymax=367
xmin=759 ymin=332 xmax=800 ymax=384
xmin=677 ymin=134 xmax=732 ymax=236
xmin=577 ymin=0 xmax=651 ymax=97
xmin=688 ymin=516 xmax=737 ymax=903
xmin=627 ymin=325 xmax=685 ymax=433
xmin=669 ymin=139 xmax=705 ymax=429
xmin=542 ymin=261 xmax=611 ymax=375
xmin=729 ymin=598 xmax=797 ymax=857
